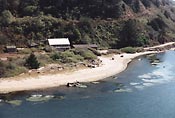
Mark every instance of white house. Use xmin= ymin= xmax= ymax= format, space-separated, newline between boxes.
xmin=48 ymin=38 xmax=71 ymax=51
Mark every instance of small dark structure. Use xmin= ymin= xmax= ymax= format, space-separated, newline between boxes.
xmin=5 ymin=46 xmax=17 ymax=53
xmin=73 ymin=44 xmax=98 ymax=50
xmin=28 ymin=42 xmax=39 ymax=48
xmin=48 ymin=38 xmax=71 ymax=51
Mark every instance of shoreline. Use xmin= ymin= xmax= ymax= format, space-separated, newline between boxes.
xmin=0 ymin=42 xmax=174 ymax=94
xmin=0 ymin=51 xmax=157 ymax=94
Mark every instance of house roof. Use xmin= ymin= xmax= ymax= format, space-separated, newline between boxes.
xmin=6 ymin=46 xmax=16 ymax=49
xmin=48 ymin=38 xmax=70 ymax=46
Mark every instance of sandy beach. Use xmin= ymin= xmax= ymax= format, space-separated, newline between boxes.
xmin=0 ymin=51 xmax=156 ymax=93
xmin=0 ymin=42 xmax=174 ymax=94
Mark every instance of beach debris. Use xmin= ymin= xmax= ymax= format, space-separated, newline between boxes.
xmin=87 ymin=59 xmax=102 ymax=68
xmin=113 ymin=77 xmax=118 ymax=79
xmin=88 ymin=64 xmax=97 ymax=68
xmin=26 ymin=95 xmax=54 ymax=102
xmin=120 ymin=55 xmax=124 ymax=57
xmin=6 ymin=100 xmax=22 ymax=106
xmin=67 ymin=81 xmax=87 ymax=88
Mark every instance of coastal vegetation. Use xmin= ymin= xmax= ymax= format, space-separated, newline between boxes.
xmin=0 ymin=48 xmax=99 ymax=78
xmin=0 ymin=0 xmax=174 ymax=50
xmin=121 ymin=47 xmax=136 ymax=53
xmin=0 ymin=59 xmax=27 ymax=78
xmin=120 ymin=47 xmax=144 ymax=53
xmin=0 ymin=0 xmax=175 ymax=78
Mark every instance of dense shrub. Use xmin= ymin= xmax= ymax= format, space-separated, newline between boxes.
xmin=37 ymin=54 xmax=53 ymax=66
xmin=50 ymin=51 xmax=84 ymax=63
xmin=60 ymin=51 xmax=84 ymax=63
xmin=0 ymin=61 xmax=27 ymax=78
xmin=50 ymin=49 xmax=97 ymax=63
xmin=137 ymin=35 xmax=149 ymax=46
xmin=120 ymin=47 xmax=137 ymax=53
xmin=141 ymin=0 xmax=151 ymax=8
xmin=72 ymin=49 xmax=97 ymax=60
xmin=23 ymin=6 xmax=38 ymax=16
xmin=18 ymin=48 xmax=32 ymax=54
xmin=50 ymin=52 xmax=61 ymax=61
xmin=80 ymin=50 xmax=97 ymax=60
xmin=5 ymin=65 xmax=27 ymax=77
xmin=0 ymin=61 xmax=5 ymax=78
xmin=88 ymin=48 xmax=101 ymax=56
xmin=148 ymin=18 xmax=167 ymax=31
xmin=107 ymin=49 xmax=122 ymax=54
xmin=1 ymin=10 xmax=14 ymax=26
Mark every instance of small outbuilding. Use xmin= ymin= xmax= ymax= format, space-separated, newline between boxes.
xmin=73 ymin=44 xmax=98 ymax=50
xmin=28 ymin=42 xmax=39 ymax=48
xmin=48 ymin=38 xmax=71 ymax=51
xmin=5 ymin=46 xmax=17 ymax=53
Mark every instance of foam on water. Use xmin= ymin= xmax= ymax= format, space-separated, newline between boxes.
xmin=134 ymin=85 xmax=144 ymax=90
xmin=135 ymin=56 xmax=175 ymax=90
xmin=130 ymin=82 xmax=140 ymax=86
xmin=138 ymin=74 xmax=152 ymax=79
xmin=114 ymin=88 xmax=132 ymax=93
xmin=143 ymin=83 xmax=154 ymax=87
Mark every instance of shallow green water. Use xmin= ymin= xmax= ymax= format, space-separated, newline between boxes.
xmin=1 ymin=51 xmax=175 ymax=118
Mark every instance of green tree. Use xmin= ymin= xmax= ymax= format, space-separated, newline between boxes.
xmin=118 ymin=19 xmax=148 ymax=48
xmin=132 ymin=0 xmax=140 ymax=13
xmin=1 ymin=10 xmax=14 ymax=25
xmin=158 ymin=29 xmax=166 ymax=44
xmin=25 ymin=53 xmax=40 ymax=69
xmin=141 ymin=0 xmax=151 ymax=8
xmin=0 ymin=61 xmax=5 ymax=77
xmin=118 ymin=19 xmax=139 ymax=47
xmin=23 ymin=5 xmax=38 ymax=16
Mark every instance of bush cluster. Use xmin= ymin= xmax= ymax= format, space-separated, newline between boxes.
xmin=0 ymin=60 xmax=27 ymax=78
xmin=120 ymin=47 xmax=137 ymax=53
xmin=50 ymin=49 xmax=97 ymax=63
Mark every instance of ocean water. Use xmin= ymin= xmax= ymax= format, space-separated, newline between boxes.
xmin=1 ymin=51 xmax=175 ymax=118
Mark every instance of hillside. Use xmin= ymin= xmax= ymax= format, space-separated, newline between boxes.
xmin=0 ymin=0 xmax=175 ymax=50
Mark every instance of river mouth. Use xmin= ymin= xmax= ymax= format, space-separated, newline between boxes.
xmin=1 ymin=50 xmax=175 ymax=118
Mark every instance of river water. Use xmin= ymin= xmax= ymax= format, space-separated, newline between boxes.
xmin=1 ymin=51 xmax=175 ymax=118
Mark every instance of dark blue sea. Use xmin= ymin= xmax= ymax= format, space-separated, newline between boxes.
xmin=1 ymin=51 xmax=175 ymax=118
